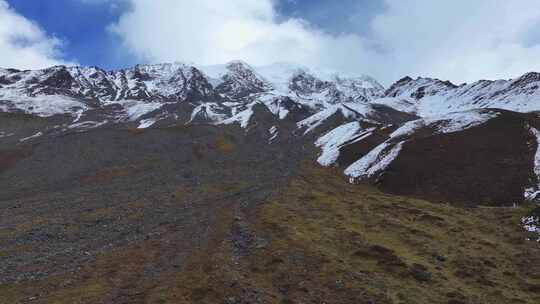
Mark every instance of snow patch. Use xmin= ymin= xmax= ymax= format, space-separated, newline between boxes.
xmin=297 ymin=107 xmax=339 ymax=134
xmin=315 ymin=122 xmax=362 ymax=166
xmin=525 ymin=127 xmax=540 ymax=201
xmin=0 ymin=131 xmax=14 ymax=138
xmin=268 ymin=126 xmax=278 ymax=143
xmin=109 ymin=100 xmax=164 ymax=120
xmin=138 ymin=119 xmax=157 ymax=129
xmin=390 ymin=119 xmax=425 ymax=138
xmin=73 ymin=110 xmax=84 ymax=123
xmin=220 ymin=105 xmax=254 ymax=128
xmin=19 ymin=131 xmax=43 ymax=142
xmin=344 ymin=141 xmax=404 ymax=179
xmin=259 ymin=96 xmax=291 ymax=120
xmin=189 ymin=103 xmax=228 ymax=123
xmin=390 ymin=110 xmax=498 ymax=139
xmin=0 ymin=95 xmax=87 ymax=117
xmin=372 ymin=97 xmax=418 ymax=114
xmin=431 ymin=110 xmax=498 ymax=134
xmin=522 ymin=215 xmax=540 ymax=241
xmin=68 ymin=120 xmax=108 ymax=130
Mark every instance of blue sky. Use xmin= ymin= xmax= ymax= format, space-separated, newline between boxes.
xmin=7 ymin=0 xmax=134 ymax=68
xmin=5 ymin=0 xmax=384 ymax=70
xmin=1 ymin=0 xmax=540 ymax=84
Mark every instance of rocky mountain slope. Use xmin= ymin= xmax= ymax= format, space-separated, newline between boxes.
xmin=1 ymin=60 xmax=540 ymax=303
xmin=1 ymin=61 xmax=540 ymax=206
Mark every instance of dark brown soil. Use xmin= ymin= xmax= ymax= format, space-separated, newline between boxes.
xmin=378 ymin=111 xmax=539 ymax=207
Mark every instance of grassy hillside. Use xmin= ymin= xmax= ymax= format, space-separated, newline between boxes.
xmin=1 ymin=163 xmax=539 ymax=303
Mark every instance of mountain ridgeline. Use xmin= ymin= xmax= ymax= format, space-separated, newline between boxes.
xmin=1 ymin=61 xmax=539 ymax=208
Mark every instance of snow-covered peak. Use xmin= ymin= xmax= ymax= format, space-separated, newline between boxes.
xmin=382 ymin=72 xmax=540 ymax=117
xmin=253 ymin=62 xmax=384 ymax=96
xmin=1 ymin=60 xmax=385 ymax=106
xmin=333 ymin=74 xmax=383 ymax=90
xmin=197 ymin=61 xmax=385 ymax=105
xmin=225 ymin=60 xmax=255 ymax=71
xmin=0 ymin=61 xmax=220 ymax=104
xmin=5 ymin=61 xmax=540 ymax=130
xmin=127 ymin=62 xmax=195 ymax=80
xmin=120 ymin=62 xmax=214 ymax=100
xmin=199 ymin=61 xmax=270 ymax=99
xmin=385 ymin=76 xmax=457 ymax=99
xmin=511 ymin=72 xmax=540 ymax=87
xmin=253 ymin=62 xmax=311 ymax=93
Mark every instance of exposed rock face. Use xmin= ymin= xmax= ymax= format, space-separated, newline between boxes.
xmin=214 ymin=61 xmax=270 ymax=99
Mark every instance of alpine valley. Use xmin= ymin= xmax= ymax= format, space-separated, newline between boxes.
xmin=1 ymin=61 xmax=540 ymax=303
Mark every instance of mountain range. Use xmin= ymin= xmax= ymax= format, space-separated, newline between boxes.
xmin=1 ymin=61 xmax=540 ymax=303
xmin=1 ymin=61 xmax=539 ymax=205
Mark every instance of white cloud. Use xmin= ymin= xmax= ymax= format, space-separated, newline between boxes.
xmin=109 ymin=0 xmax=540 ymax=85
xmin=369 ymin=0 xmax=540 ymax=84
xmin=0 ymin=0 xmax=72 ymax=70
xmin=108 ymin=0 xmax=378 ymax=76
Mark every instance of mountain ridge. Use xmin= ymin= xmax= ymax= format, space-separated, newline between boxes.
xmin=2 ymin=61 xmax=540 ymax=303
xmin=1 ymin=61 xmax=540 ymax=209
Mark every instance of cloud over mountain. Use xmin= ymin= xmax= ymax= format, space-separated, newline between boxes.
xmin=0 ymin=0 xmax=73 ymax=69
xmin=107 ymin=0 xmax=540 ymax=85
xmin=107 ymin=0 xmax=376 ymax=77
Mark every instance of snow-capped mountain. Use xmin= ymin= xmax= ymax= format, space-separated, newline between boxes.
xmin=1 ymin=60 xmax=540 ymax=211
xmin=0 ymin=61 xmax=388 ymax=127
xmin=4 ymin=58 xmax=540 ymax=301
xmin=0 ymin=63 xmax=217 ymax=102
xmin=301 ymin=72 xmax=540 ymax=208
xmin=383 ymin=73 xmax=540 ymax=116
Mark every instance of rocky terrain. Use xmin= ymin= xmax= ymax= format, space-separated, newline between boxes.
xmin=1 ymin=61 xmax=540 ymax=303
